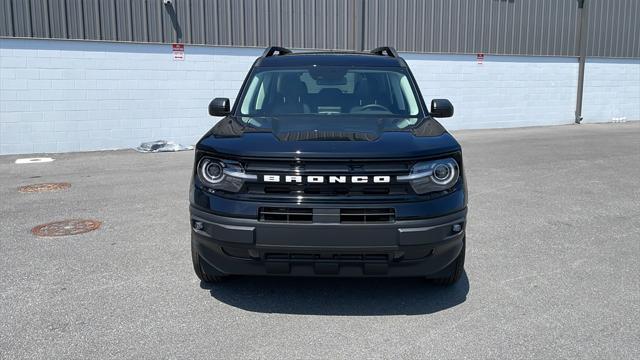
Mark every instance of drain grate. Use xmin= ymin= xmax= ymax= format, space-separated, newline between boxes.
xmin=32 ymin=219 xmax=101 ymax=237
xmin=18 ymin=182 xmax=71 ymax=193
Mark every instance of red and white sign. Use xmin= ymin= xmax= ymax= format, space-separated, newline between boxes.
xmin=476 ymin=53 xmax=484 ymax=64
xmin=172 ymin=43 xmax=185 ymax=61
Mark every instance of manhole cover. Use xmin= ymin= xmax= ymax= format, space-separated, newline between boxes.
xmin=18 ymin=182 xmax=71 ymax=193
xmin=32 ymin=219 xmax=102 ymax=237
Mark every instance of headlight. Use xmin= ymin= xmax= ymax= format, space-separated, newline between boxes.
xmin=397 ymin=158 xmax=459 ymax=194
xmin=197 ymin=157 xmax=256 ymax=193
xmin=199 ymin=159 xmax=224 ymax=184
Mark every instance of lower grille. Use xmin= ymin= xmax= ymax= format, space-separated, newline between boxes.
xmin=259 ymin=207 xmax=312 ymax=223
xmin=259 ymin=207 xmax=395 ymax=223
xmin=264 ymin=252 xmax=391 ymax=263
xmin=340 ymin=208 xmax=395 ymax=223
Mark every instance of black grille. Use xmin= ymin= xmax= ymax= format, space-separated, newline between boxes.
xmin=340 ymin=208 xmax=395 ymax=223
xmin=264 ymin=252 xmax=391 ymax=263
xmin=243 ymin=159 xmax=413 ymax=197
xmin=259 ymin=207 xmax=312 ymax=223
xmin=249 ymin=184 xmax=408 ymax=196
xmin=259 ymin=207 xmax=395 ymax=223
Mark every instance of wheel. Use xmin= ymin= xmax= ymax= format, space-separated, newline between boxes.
xmin=430 ymin=241 xmax=465 ymax=286
xmin=191 ymin=245 xmax=227 ymax=283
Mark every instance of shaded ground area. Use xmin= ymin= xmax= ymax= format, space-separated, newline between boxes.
xmin=1 ymin=122 xmax=638 ymax=359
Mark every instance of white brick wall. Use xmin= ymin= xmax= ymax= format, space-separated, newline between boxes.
xmin=1 ymin=38 xmax=639 ymax=155
xmin=582 ymin=58 xmax=640 ymax=123
xmin=403 ymin=53 xmax=580 ymax=130
xmin=0 ymin=38 xmax=261 ymax=154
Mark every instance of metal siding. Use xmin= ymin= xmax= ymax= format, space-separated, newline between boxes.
xmin=245 ymin=0 xmax=258 ymax=46
xmin=311 ymin=0 xmax=319 ymax=48
xmin=328 ymin=0 xmax=337 ymax=48
xmin=48 ymin=0 xmax=67 ymax=38
xmin=176 ymin=0 xmax=192 ymax=44
xmin=528 ymin=0 xmax=538 ymax=56
xmin=82 ymin=0 xmax=100 ymax=40
xmin=617 ymin=0 xmax=628 ymax=56
xmin=146 ymin=0 xmax=163 ymax=43
xmin=99 ymin=0 xmax=117 ymax=40
xmin=290 ymin=0 xmax=300 ymax=48
xmin=216 ymin=0 xmax=231 ymax=45
xmin=13 ymin=0 xmax=32 ymax=38
xmin=412 ymin=0 xmax=422 ymax=53
xmin=203 ymin=0 xmax=218 ymax=45
xmin=0 ymin=0 xmax=14 ymax=37
xmin=589 ymin=0 xmax=601 ymax=57
xmin=452 ymin=0 xmax=462 ymax=53
xmin=587 ymin=0 xmax=640 ymax=58
xmin=266 ymin=0 xmax=280 ymax=47
xmin=66 ymin=0 xmax=84 ymax=39
xmin=0 ymin=0 xmax=638 ymax=58
xmin=229 ymin=0 xmax=243 ymax=46
xmin=567 ymin=0 xmax=578 ymax=57
xmin=505 ymin=0 xmax=516 ymax=54
xmin=395 ymin=0 xmax=405 ymax=52
xmin=539 ymin=0 xmax=550 ymax=55
xmin=30 ymin=0 xmax=50 ymax=38
xmin=462 ymin=0 xmax=472 ymax=53
xmin=466 ymin=0 xmax=479 ymax=53
xmin=189 ymin=0 xmax=205 ymax=44
xmin=115 ymin=0 xmax=132 ymax=42
xmin=130 ymin=0 xmax=148 ymax=42
xmin=350 ymin=0 xmax=361 ymax=51
xmin=633 ymin=0 xmax=640 ymax=58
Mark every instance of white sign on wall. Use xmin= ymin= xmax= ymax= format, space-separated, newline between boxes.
xmin=172 ymin=43 xmax=185 ymax=61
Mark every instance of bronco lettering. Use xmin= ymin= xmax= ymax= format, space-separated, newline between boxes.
xmin=262 ymin=175 xmax=392 ymax=184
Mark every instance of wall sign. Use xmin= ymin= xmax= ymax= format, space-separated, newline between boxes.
xmin=172 ymin=43 xmax=185 ymax=61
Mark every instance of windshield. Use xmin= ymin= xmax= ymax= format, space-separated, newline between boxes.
xmin=238 ymin=67 xmax=422 ymax=117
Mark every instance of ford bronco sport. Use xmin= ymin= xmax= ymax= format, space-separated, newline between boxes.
xmin=190 ymin=46 xmax=467 ymax=285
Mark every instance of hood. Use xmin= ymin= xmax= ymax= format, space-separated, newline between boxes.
xmin=197 ymin=116 xmax=460 ymax=159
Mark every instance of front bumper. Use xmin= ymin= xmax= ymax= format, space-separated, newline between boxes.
xmin=190 ymin=206 xmax=467 ymax=277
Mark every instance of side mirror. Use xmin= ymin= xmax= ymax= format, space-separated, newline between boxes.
xmin=208 ymin=98 xmax=230 ymax=116
xmin=430 ymin=99 xmax=454 ymax=118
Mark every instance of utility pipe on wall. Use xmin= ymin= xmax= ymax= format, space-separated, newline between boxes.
xmin=575 ymin=0 xmax=589 ymax=124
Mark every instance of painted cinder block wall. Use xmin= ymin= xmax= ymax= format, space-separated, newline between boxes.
xmin=0 ymin=39 xmax=261 ymax=155
xmin=403 ymin=53 xmax=580 ymax=130
xmin=581 ymin=58 xmax=640 ymax=123
xmin=0 ymin=38 xmax=638 ymax=155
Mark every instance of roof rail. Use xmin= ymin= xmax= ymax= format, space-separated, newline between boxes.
xmin=262 ymin=46 xmax=292 ymax=58
xmin=370 ymin=46 xmax=399 ymax=58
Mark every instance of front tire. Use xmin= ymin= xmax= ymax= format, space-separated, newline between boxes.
xmin=430 ymin=241 xmax=465 ymax=286
xmin=191 ymin=245 xmax=227 ymax=283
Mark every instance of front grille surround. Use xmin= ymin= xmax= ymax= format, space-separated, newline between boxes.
xmin=244 ymin=158 xmax=414 ymax=197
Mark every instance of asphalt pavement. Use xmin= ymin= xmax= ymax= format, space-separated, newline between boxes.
xmin=1 ymin=122 xmax=639 ymax=359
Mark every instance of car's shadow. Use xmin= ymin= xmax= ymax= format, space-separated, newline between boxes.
xmin=201 ymin=272 xmax=469 ymax=315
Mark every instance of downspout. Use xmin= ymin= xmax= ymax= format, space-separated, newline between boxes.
xmin=575 ymin=0 xmax=588 ymax=124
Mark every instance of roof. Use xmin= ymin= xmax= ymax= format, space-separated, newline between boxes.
xmin=256 ymin=52 xmax=406 ymax=68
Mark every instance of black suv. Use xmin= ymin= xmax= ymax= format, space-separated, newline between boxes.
xmin=190 ymin=46 xmax=467 ymax=285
